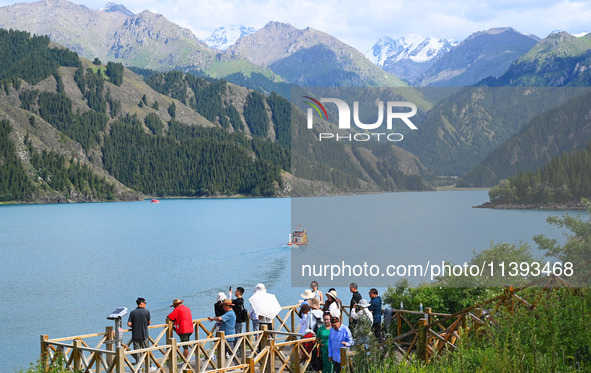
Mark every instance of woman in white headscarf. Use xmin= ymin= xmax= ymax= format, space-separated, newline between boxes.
xmin=214 ymin=292 xmax=227 ymax=317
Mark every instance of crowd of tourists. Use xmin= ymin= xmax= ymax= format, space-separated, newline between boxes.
xmin=126 ymin=281 xmax=383 ymax=373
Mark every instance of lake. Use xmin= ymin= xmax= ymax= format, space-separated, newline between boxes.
xmin=0 ymin=190 xmax=581 ymax=372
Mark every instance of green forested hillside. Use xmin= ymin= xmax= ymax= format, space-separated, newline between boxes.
xmin=144 ymin=71 xmax=292 ymax=145
xmin=481 ymin=32 xmax=591 ymax=87
xmin=0 ymin=119 xmax=33 ymax=201
xmin=0 ymin=28 xmax=433 ymax=202
xmin=400 ymin=87 xmax=585 ymax=176
xmin=103 ymin=116 xmax=282 ymax=196
xmin=0 ymin=29 xmax=288 ymax=201
xmin=459 ymin=90 xmax=591 ymax=187
xmin=0 ymin=119 xmax=116 ymax=202
xmin=487 ymin=141 xmax=591 ymax=204
xmin=0 ymin=29 xmax=117 ymax=202
xmin=0 ymin=28 xmax=80 ymax=89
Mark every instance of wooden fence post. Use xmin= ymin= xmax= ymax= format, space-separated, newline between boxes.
xmin=340 ymin=347 xmax=349 ymax=373
xmin=268 ymin=338 xmax=275 ymax=373
xmin=291 ymin=307 xmax=296 ymax=336
xmin=168 ymin=337 xmax=178 ymax=373
xmin=73 ymin=339 xmax=81 ymax=371
xmin=247 ymin=356 xmax=255 ymax=373
xmin=40 ymin=335 xmax=49 ymax=368
xmin=261 ymin=324 xmax=268 ymax=342
xmin=167 ymin=319 xmax=174 ymax=341
xmin=417 ymin=318 xmax=428 ymax=361
xmin=260 ymin=331 xmax=269 ymax=373
xmin=396 ymin=312 xmax=402 ymax=337
xmin=425 ymin=307 xmax=432 ymax=324
xmin=105 ymin=326 xmax=114 ymax=368
xmin=115 ymin=346 xmax=125 ymax=373
xmin=241 ymin=332 xmax=247 ymax=363
xmin=291 ymin=339 xmax=300 ymax=373
xmin=217 ymin=331 xmax=226 ymax=370
xmin=504 ymin=285 xmax=514 ymax=312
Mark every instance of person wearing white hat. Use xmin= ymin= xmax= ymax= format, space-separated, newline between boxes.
xmin=215 ymin=292 xmax=227 ymax=317
xmin=300 ymin=289 xmax=315 ymax=306
xmin=350 ymin=299 xmax=373 ymax=324
xmin=324 ymin=290 xmax=342 ymax=317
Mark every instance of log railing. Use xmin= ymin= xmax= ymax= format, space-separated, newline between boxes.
xmin=41 ymin=304 xmax=315 ymax=373
xmin=44 ymin=277 xmax=573 ymax=371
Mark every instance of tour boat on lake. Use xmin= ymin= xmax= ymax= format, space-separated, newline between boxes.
xmin=288 ymin=226 xmax=308 ymax=246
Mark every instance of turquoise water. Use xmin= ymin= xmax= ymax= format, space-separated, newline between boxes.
xmin=0 ymin=191 xmax=579 ymax=372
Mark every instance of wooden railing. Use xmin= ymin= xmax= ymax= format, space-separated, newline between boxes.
xmin=41 ymin=304 xmax=316 ymax=373
xmin=339 ymin=275 xmax=575 ymax=367
xmin=45 ymin=278 xmax=572 ymax=372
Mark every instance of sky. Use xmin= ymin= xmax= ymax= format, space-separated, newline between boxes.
xmin=1 ymin=0 xmax=591 ymax=52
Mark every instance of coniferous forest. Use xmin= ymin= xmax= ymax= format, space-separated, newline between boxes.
xmin=0 ymin=29 xmax=298 ymax=202
xmin=488 ymin=141 xmax=591 ymax=205
xmin=2 ymin=27 xmax=540 ymax=204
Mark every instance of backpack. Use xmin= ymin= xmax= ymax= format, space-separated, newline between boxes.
xmin=234 ymin=299 xmax=248 ymax=322
xmin=239 ymin=306 xmax=248 ymax=321
xmin=310 ymin=311 xmax=323 ymax=333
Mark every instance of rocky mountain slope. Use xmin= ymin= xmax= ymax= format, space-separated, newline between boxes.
xmin=227 ymin=21 xmax=406 ymax=87
xmin=0 ymin=0 xmax=274 ymax=79
xmin=399 ymin=86 xmax=585 ymax=176
xmin=480 ymin=31 xmax=591 ymax=87
xmin=458 ymin=90 xmax=591 ymax=187
xmin=417 ymin=28 xmax=540 ymax=87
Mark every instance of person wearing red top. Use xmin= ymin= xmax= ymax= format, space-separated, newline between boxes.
xmin=167 ymin=299 xmax=193 ymax=359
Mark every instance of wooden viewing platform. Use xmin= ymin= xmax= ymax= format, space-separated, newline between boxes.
xmin=40 ymin=276 xmax=574 ymax=372
xmin=41 ymin=304 xmax=344 ymax=373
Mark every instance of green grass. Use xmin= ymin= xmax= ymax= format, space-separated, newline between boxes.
xmin=353 ymin=288 xmax=591 ymax=373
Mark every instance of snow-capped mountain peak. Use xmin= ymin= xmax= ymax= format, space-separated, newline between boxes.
xmin=366 ymin=35 xmax=457 ymax=66
xmin=204 ymin=25 xmax=257 ymax=50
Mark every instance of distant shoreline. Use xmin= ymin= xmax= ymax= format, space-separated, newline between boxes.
xmin=474 ymin=200 xmax=588 ymax=210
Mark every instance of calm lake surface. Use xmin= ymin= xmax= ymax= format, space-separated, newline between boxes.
xmin=0 ymin=191 xmax=583 ymax=372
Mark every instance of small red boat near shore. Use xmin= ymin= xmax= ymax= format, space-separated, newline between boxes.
xmin=151 ymin=199 xmax=160 ymax=203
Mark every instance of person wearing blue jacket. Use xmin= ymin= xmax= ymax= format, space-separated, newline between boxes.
xmin=328 ymin=316 xmax=353 ymax=373
xmin=368 ymin=288 xmax=382 ymax=341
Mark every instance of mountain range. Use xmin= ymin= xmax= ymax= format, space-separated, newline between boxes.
xmin=366 ymin=35 xmax=458 ymax=84
xmin=2 ymin=0 xmax=591 ymax=200
xmin=417 ymin=28 xmax=540 ymax=87
xmin=226 ymin=21 xmax=406 ymax=87
xmin=0 ymin=28 xmax=431 ymax=202
xmin=0 ymin=0 xmax=404 ymax=88
xmin=0 ymin=0 xmax=276 ymax=80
